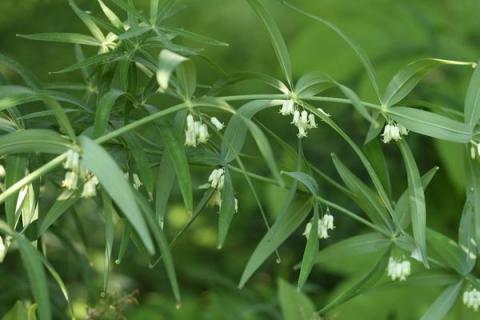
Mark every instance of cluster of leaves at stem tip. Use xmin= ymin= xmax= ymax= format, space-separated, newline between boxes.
xmin=0 ymin=0 xmax=480 ymax=319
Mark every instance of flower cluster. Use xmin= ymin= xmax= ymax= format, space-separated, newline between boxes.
xmin=387 ymin=257 xmax=411 ymax=281
xmin=463 ymin=288 xmax=480 ymax=311
xmin=382 ymin=122 xmax=408 ymax=143
xmin=62 ymin=150 xmax=99 ymax=198
xmin=279 ymin=100 xmax=324 ymax=138
xmin=207 ymin=168 xmax=238 ymax=213
xmin=302 ymin=213 xmax=335 ymax=239
xmin=99 ymin=32 xmax=119 ymax=54
xmin=185 ymin=114 xmax=210 ymax=147
xmin=470 ymin=140 xmax=480 ymax=160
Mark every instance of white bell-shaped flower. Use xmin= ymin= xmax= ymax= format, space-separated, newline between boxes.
xmin=387 ymin=257 xmax=411 ymax=281
xmin=210 ymin=117 xmax=224 ymax=131
xmin=463 ymin=288 xmax=480 ymax=311
xmin=64 ymin=150 xmax=80 ymax=171
xmin=81 ymin=176 xmax=99 ymax=198
xmin=208 ymin=168 xmax=225 ymax=190
xmin=197 ymin=124 xmax=209 ymax=144
xmin=280 ymin=100 xmax=295 ymax=116
xmin=62 ymin=171 xmax=78 ymax=190
xmin=303 ymin=214 xmax=335 ymax=240
xmin=0 ymin=165 xmax=5 ymax=179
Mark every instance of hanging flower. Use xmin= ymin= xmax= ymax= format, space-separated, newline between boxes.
xmin=0 ymin=236 xmax=6 ymax=263
xmin=133 ymin=173 xmax=142 ymax=190
xmin=303 ymin=213 xmax=335 ymax=239
xmin=463 ymin=288 xmax=480 ymax=311
xmin=208 ymin=168 xmax=225 ymax=190
xmin=210 ymin=117 xmax=224 ymax=131
xmin=99 ymin=32 xmax=119 ymax=54
xmin=185 ymin=113 xmax=210 ymax=147
xmin=382 ymin=122 xmax=408 ymax=143
xmin=470 ymin=140 xmax=480 ymax=160
xmin=279 ymin=100 xmax=295 ymax=116
xmin=63 ymin=150 xmax=80 ymax=172
xmin=0 ymin=165 xmax=5 ymax=179
xmin=292 ymin=110 xmax=317 ymax=138
xmin=62 ymin=171 xmax=78 ymax=190
xmin=387 ymin=257 xmax=411 ymax=281
xmin=81 ymin=175 xmax=99 ymax=198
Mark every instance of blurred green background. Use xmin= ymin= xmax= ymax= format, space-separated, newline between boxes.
xmin=0 ymin=0 xmax=479 ymax=319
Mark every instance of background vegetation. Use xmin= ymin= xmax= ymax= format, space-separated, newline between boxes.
xmin=1 ymin=0 xmax=479 ymax=319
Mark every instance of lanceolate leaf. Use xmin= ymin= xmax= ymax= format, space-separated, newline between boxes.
xmin=80 ymin=136 xmax=155 ymax=254
xmin=321 ymin=247 xmax=391 ymax=313
xmin=331 ymin=154 xmax=392 ymax=231
xmin=464 ymin=61 xmax=480 ymax=129
xmin=218 ymin=167 xmax=236 ymax=248
xmin=0 ymin=221 xmax=51 ymax=320
xmin=155 ymin=154 xmax=176 ymax=227
xmin=278 ymin=279 xmax=317 ymax=320
xmin=158 ymin=122 xmax=193 ymax=211
xmin=221 ymin=99 xmax=281 ymax=163
xmin=297 ymin=205 xmax=319 ymax=290
xmin=398 ymin=140 xmax=428 ymax=266
xmin=101 ymin=190 xmax=115 ymax=293
xmin=419 ymin=281 xmax=463 ymax=320
xmin=93 ymin=89 xmax=124 ymax=137
xmin=388 ymin=107 xmax=471 ymax=143
xmin=38 ymin=190 xmax=80 ymax=236
xmin=239 ymin=191 xmax=312 ymax=288
xmin=18 ymin=33 xmax=101 ymax=46
xmin=464 ymin=152 xmax=480 ymax=252
xmin=246 ymin=0 xmax=293 ymax=87
xmin=0 ymin=129 xmax=72 ymax=155
xmin=383 ymin=58 xmax=474 ymax=108
xmin=282 ymin=171 xmax=318 ymax=195
xmin=135 ymin=193 xmax=181 ymax=303
xmin=5 ymin=156 xmax=28 ymax=227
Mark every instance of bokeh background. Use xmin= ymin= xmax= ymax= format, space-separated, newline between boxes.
xmin=0 ymin=0 xmax=479 ymax=319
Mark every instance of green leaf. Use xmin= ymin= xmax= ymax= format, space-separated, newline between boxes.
xmin=93 ymin=89 xmax=124 ymax=137
xmin=5 ymin=156 xmax=28 ymax=227
xmin=388 ymin=107 xmax=471 ymax=143
xmin=464 ymin=61 xmax=480 ymax=129
xmin=458 ymin=199 xmax=476 ymax=272
xmin=161 ymin=26 xmax=229 ymax=47
xmin=218 ymin=168 xmax=236 ymax=248
xmin=315 ymin=232 xmax=390 ymax=266
xmin=282 ymin=171 xmax=318 ymax=195
xmin=383 ymin=58 xmax=474 ymax=108
xmin=0 ymin=222 xmax=51 ymax=320
xmin=427 ymin=230 xmax=469 ymax=275
xmin=38 ymin=190 xmax=80 ymax=236
xmin=40 ymin=97 xmax=76 ymax=140
xmin=242 ymin=118 xmax=283 ymax=185
xmin=124 ymin=134 xmax=154 ymax=195
xmin=465 ymin=153 xmax=480 ymax=250
xmin=246 ymin=0 xmax=292 ymax=87
xmin=53 ymin=52 xmax=123 ymax=74
xmin=155 ymin=154 xmax=176 ymax=228
xmin=297 ymin=205 xmax=319 ymax=290
xmin=394 ymin=167 xmax=438 ymax=230
xmin=321 ymin=247 xmax=391 ymax=313
xmin=0 ymin=53 xmax=41 ymax=88
xmin=239 ymin=197 xmax=312 ymax=288
xmin=18 ymin=33 xmax=101 ymax=46
xmin=221 ymin=100 xmax=281 ymax=163
xmin=156 ymin=50 xmax=196 ymax=99
xmin=294 ymin=73 xmax=333 ymax=98
xmin=135 ymin=193 xmax=181 ymax=303
xmin=419 ymin=281 xmax=463 ymax=320
xmin=0 ymin=129 xmax=72 ymax=155
xmin=2 ymin=301 xmax=29 ymax=320
xmin=278 ymin=279 xmax=317 ymax=320
xmin=331 ymin=154 xmax=392 ymax=231
xmin=80 ymin=136 xmax=155 ymax=254
xmin=158 ymin=122 xmax=193 ymax=211
xmin=98 ymin=0 xmax=124 ymax=29
xmin=69 ymin=0 xmax=106 ymax=42
xmin=101 ymin=190 xmax=115 ymax=293
xmin=398 ymin=140 xmax=428 ymax=266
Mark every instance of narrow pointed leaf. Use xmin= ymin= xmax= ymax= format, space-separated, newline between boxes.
xmin=80 ymin=136 xmax=155 ymax=254
xmin=419 ymin=281 xmax=463 ymax=320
